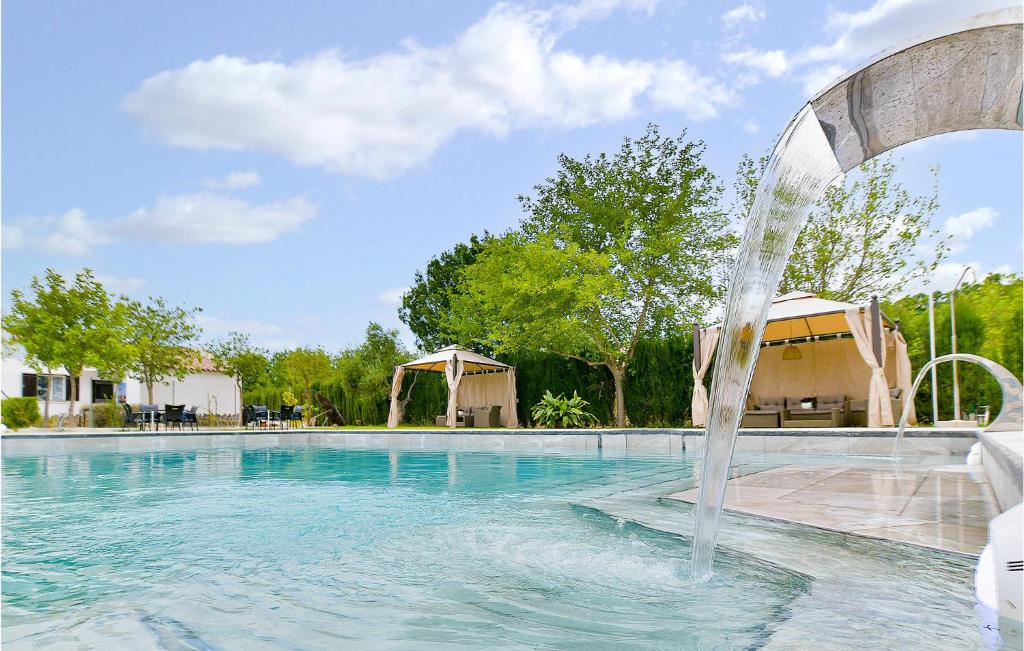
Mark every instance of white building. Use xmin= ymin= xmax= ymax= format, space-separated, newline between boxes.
xmin=2 ymin=349 xmax=239 ymax=419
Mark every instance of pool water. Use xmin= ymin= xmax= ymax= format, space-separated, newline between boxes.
xmin=2 ymin=442 xmax=811 ymax=649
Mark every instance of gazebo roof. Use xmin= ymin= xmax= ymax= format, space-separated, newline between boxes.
xmin=760 ymin=292 xmax=894 ymax=343
xmin=400 ymin=345 xmax=510 ymax=373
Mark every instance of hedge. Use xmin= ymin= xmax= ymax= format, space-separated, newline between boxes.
xmin=2 ymin=397 xmax=42 ymax=430
xmin=245 ymin=334 xmax=698 ymax=428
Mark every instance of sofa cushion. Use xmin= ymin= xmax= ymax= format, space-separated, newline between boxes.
xmin=818 ymin=394 xmax=845 ymax=410
xmin=758 ymin=397 xmax=785 ymax=410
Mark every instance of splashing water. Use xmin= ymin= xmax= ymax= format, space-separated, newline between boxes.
xmin=690 ymin=105 xmax=843 ymax=579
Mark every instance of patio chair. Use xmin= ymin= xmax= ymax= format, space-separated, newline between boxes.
xmin=279 ymin=404 xmax=295 ymax=429
xmin=472 ymin=405 xmax=502 ymax=428
xmin=847 ymin=389 xmax=903 ymax=427
xmin=314 ymin=393 xmax=346 ymax=426
xmin=742 ymin=397 xmax=783 ymax=428
xmin=243 ymin=405 xmax=256 ymax=429
xmin=252 ymin=405 xmax=271 ymax=429
xmin=164 ymin=404 xmax=186 ymax=431
xmin=122 ymin=404 xmax=145 ymax=430
xmin=182 ymin=405 xmax=199 ymax=431
xmin=291 ymin=405 xmax=304 ymax=428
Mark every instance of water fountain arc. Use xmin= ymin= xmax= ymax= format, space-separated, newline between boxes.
xmin=690 ymin=7 xmax=1023 ymax=579
xmin=892 ymin=353 xmax=1024 ymax=457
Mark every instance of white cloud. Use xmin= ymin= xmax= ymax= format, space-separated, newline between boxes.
xmin=801 ymin=64 xmax=846 ymax=97
xmin=741 ymin=119 xmax=760 ymax=134
xmin=95 ymin=273 xmax=147 ymax=294
xmin=722 ymin=3 xmax=765 ymax=27
xmin=200 ymin=171 xmax=261 ymax=190
xmin=805 ymin=0 xmax=1009 ymax=65
xmin=376 ymin=288 xmax=407 ymax=307
xmin=120 ymin=193 xmax=316 ymax=244
xmin=1 ymin=209 xmax=112 ymax=256
xmin=722 ymin=48 xmax=789 ymax=78
xmin=3 ymin=193 xmax=316 ymax=255
xmin=122 ymin=0 xmax=731 ymax=178
xmin=944 ymin=207 xmax=996 ymax=240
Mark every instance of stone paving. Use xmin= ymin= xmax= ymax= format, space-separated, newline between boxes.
xmin=666 ymin=463 xmax=998 ymax=555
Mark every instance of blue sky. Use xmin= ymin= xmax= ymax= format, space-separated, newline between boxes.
xmin=3 ymin=0 xmax=1021 ymax=351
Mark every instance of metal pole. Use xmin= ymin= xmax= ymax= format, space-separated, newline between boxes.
xmin=927 ymin=291 xmax=939 ymax=424
xmin=950 ymin=266 xmax=972 ymax=422
xmin=693 ymin=324 xmax=702 ymax=372
xmin=869 ymin=296 xmax=882 ymax=366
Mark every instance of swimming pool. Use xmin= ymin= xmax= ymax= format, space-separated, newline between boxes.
xmin=0 ymin=436 xmax=986 ymax=648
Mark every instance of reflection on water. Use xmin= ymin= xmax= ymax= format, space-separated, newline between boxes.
xmin=2 ymin=445 xmax=809 ymax=649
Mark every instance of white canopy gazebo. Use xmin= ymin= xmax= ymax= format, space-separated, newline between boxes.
xmin=692 ymin=292 xmax=915 ymax=428
xmin=386 ymin=345 xmax=519 ymax=428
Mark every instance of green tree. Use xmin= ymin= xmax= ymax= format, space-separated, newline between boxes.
xmin=775 ymin=157 xmax=946 ymax=301
xmin=336 ymin=322 xmax=414 ymax=419
xmin=209 ymin=331 xmax=270 ymax=424
xmin=3 ymin=269 xmax=126 ymax=421
xmin=399 ymin=233 xmax=490 ymax=352
xmin=449 ymin=124 xmax=735 ymax=426
xmin=279 ymin=346 xmax=333 ymax=402
xmin=123 ymin=297 xmax=202 ymax=403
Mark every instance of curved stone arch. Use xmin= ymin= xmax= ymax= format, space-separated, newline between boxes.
xmin=810 ymin=7 xmax=1022 ymax=173
xmin=894 ymin=353 xmax=1023 ymax=456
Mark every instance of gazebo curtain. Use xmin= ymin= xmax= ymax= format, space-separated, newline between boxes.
xmin=445 ymin=354 xmax=464 ymax=428
xmin=891 ymin=330 xmax=917 ymax=425
xmin=505 ymin=368 xmax=519 ymax=428
xmin=691 ymin=327 xmax=720 ymax=427
xmin=386 ymin=366 xmax=405 ymax=428
xmin=845 ymin=308 xmax=894 ymax=427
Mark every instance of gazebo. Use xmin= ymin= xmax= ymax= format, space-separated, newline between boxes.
xmin=386 ymin=345 xmax=519 ymax=428
xmin=692 ymin=292 xmax=915 ymax=428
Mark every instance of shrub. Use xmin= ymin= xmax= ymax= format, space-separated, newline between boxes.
xmin=531 ymin=390 xmax=598 ymax=428
xmin=2 ymin=397 xmax=42 ymax=430
xmin=90 ymin=401 xmax=122 ymax=428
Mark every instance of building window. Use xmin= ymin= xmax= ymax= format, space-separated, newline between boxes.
xmin=22 ymin=373 xmax=72 ymax=401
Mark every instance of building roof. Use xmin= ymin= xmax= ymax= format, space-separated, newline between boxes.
xmin=400 ymin=345 xmax=510 ymax=373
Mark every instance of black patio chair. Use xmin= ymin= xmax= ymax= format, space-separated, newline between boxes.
xmin=292 ymin=405 xmax=304 ymax=428
xmin=279 ymin=405 xmax=295 ymax=429
xmin=252 ymin=405 xmax=271 ymax=429
xmin=122 ymin=404 xmax=145 ymax=430
xmin=164 ymin=404 xmax=186 ymax=431
xmin=182 ymin=405 xmax=199 ymax=431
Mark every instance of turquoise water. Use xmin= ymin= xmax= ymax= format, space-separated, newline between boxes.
xmin=2 ymin=441 xmax=811 ymax=649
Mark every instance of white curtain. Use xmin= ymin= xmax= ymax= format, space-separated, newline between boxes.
xmin=845 ymin=309 xmax=894 ymax=427
xmin=445 ymin=354 xmax=464 ymax=428
xmin=691 ymin=327 xmax=720 ymax=427
xmin=505 ymin=368 xmax=519 ymax=428
xmin=891 ymin=330 xmax=917 ymax=425
xmin=386 ymin=366 xmax=405 ymax=429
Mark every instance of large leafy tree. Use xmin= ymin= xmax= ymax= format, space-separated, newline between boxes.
xmin=279 ymin=346 xmax=333 ymax=402
xmin=123 ymin=297 xmax=203 ymax=403
xmin=399 ymin=233 xmax=489 ymax=352
xmin=336 ymin=322 xmax=414 ymax=417
xmin=3 ymin=269 xmax=127 ymax=420
xmin=449 ymin=124 xmax=735 ymax=426
xmin=209 ymin=331 xmax=270 ymax=423
xmin=735 ymin=153 xmax=946 ymax=301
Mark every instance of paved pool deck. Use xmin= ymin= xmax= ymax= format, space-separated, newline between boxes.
xmin=666 ymin=463 xmax=998 ymax=555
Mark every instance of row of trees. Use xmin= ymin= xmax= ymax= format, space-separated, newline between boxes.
xmin=3 ymin=269 xmax=200 ymax=421
xmin=398 ymin=124 xmax=951 ymax=426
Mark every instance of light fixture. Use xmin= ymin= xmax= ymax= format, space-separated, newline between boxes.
xmin=782 ymin=342 xmax=802 ymax=361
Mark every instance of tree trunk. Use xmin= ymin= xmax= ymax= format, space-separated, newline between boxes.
xmin=236 ymin=380 xmax=244 ymax=426
xmin=69 ymin=374 xmax=78 ymax=425
xmin=147 ymin=381 xmax=154 ymax=404
xmin=610 ymin=365 xmax=627 ymax=428
xmin=43 ymin=370 xmax=52 ymax=425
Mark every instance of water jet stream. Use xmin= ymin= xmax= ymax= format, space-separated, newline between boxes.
xmin=690 ymin=7 xmax=1023 ymax=579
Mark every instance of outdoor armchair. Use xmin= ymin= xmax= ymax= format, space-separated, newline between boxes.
xmin=279 ymin=405 xmax=295 ymax=429
xmin=471 ymin=405 xmax=502 ymax=428
xmin=183 ymin=406 xmax=199 ymax=431
xmin=164 ymin=404 xmax=186 ymax=431
xmin=122 ymin=404 xmax=145 ymax=430
xmin=742 ymin=397 xmax=783 ymax=428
